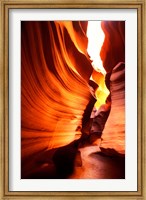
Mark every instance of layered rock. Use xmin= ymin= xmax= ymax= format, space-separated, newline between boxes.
xmin=21 ymin=20 xmax=125 ymax=178
xmin=100 ymin=62 xmax=125 ymax=155
xmin=21 ymin=21 xmax=93 ymax=161
xmin=96 ymin=21 xmax=125 ymax=155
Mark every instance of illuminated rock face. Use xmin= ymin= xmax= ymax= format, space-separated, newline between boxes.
xmin=100 ymin=62 xmax=125 ymax=154
xmin=99 ymin=21 xmax=125 ymax=154
xmin=21 ymin=21 xmax=93 ymax=160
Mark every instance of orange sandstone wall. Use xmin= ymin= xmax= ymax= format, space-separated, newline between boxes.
xmin=21 ymin=21 xmax=93 ymax=160
xmin=21 ymin=20 xmax=125 ymax=164
xmin=100 ymin=21 xmax=125 ymax=73
xmin=100 ymin=21 xmax=125 ymax=154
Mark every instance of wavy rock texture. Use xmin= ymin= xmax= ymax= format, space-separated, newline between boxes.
xmin=21 ymin=21 xmax=93 ymax=162
xmin=100 ymin=62 xmax=125 ymax=155
xmin=21 ymin=21 xmax=125 ymax=178
xmin=98 ymin=21 xmax=125 ymax=155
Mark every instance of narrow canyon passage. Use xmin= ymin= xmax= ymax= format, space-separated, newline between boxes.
xmin=21 ymin=142 xmax=125 ymax=179
xmin=21 ymin=21 xmax=125 ymax=179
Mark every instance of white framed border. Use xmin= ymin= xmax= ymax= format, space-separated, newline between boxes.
xmin=9 ymin=9 xmax=137 ymax=191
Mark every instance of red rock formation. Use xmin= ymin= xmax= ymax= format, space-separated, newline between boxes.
xmin=100 ymin=62 xmax=125 ymax=155
xmin=99 ymin=21 xmax=125 ymax=155
xmin=21 ymin=21 xmax=93 ymax=161
xmin=100 ymin=21 xmax=125 ymax=73
xmin=21 ymin=21 xmax=125 ymax=178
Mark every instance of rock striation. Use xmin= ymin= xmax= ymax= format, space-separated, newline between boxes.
xmin=21 ymin=21 xmax=93 ymax=176
xmin=21 ymin=21 xmax=125 ymax=178
xmin=100 ymin=62 xmax=125 ymax=155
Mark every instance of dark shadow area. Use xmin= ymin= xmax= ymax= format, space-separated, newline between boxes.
xmin=52 ymin=140 xmax=81 ymax=178
xmin=21 ymin=142 xmax=125 ymax=179
xmin=99 ymin=147 xmax=125 ymax=157
xmin=90 ymin=148 xmax=125 ymax=179
xmin=22 ymin=140 xmax=81 ymax=179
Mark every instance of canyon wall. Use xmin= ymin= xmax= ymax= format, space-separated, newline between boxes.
xmin=21 ymin=21 xmax=93 ymax=161
xmin=21 ymin=21 xmax=125 ymax=177
xmin=99 ymin=21 xmax=125 ymax=155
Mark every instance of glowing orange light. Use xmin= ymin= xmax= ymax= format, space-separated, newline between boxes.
xmin=87 ymin=21 xmax=110 ymax=109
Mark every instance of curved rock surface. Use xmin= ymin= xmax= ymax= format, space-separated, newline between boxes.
xmin=21 ymin=21 xmax=93 ymax=161
xmin=98 ymin=21 xmax=125 ymax=155
xmin=21 ymin=21 xmax=125 ymax=178
xmin=100 ymin=21 xmax=125 ymax=73
xmin=100 ymin=62 xmax=125 ymax=155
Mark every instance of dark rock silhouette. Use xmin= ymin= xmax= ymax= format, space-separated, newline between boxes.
xmin=52 ymin=141 xmax=81 ymax=178
xmin=22 ymin=140 xmax=82 ymax=179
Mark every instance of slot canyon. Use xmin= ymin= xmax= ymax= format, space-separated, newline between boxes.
xmin=21 ymin=20 xmax=125 ymax=179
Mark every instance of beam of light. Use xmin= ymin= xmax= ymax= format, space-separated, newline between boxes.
xmin=87 ymin=21 xmax=106 ymax=74
xmin=87 ymin=21 xmax=110 ymax=109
